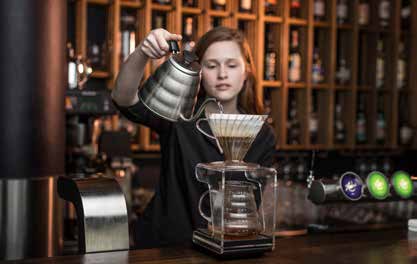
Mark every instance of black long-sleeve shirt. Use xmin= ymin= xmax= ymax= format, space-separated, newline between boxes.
xmin=114 ymin=97 xmax=276 ymax=248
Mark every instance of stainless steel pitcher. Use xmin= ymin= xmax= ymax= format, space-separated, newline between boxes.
xmin=139 ymin=40 xmax=217 ymax=122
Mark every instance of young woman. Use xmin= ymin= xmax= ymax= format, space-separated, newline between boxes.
xmin=112 ymin=26 xmax=276 ymax=248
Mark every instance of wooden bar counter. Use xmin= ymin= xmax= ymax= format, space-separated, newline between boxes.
xmin=3 ymin=229 xmax=417 ymax=263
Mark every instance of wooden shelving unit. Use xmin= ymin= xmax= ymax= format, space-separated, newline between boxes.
xmin=68 ymin=0 xmax=417 ymax=152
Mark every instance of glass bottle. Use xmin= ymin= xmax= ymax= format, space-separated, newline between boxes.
xmin=356 ymin=93 xmax=367 ymax=144
xmin=378 ymin=0 xmax=390 ymax=28
xmin=397 ymin=41 xmax=407 ymax=90
xmin=240 ymin=0 xmax=252 ymax=13
xmin=290 ymin=0 xmax=301 ymax=18
xmin=311 ymin=47 xmax=324 ymax=84
xmin=67 ymin=42 xmax=78 ymax=90
xmin=120 ymin=13 xmax=136 ymax=63
xmin=264 ymin=25 xmax=277 ymax=80
xmin=309 ymin=92 xmax=319 ymax=145
xmin=337 ymin=0 xmax=348 ymax=24
xmin=334 ymin=94 xmax=346 ymax=144
xmin=376 ymin=94 xmax=386 ymax=145
xmin=288 ymin=29 xmax=301 ymax=83
xmin=375 ymin=39 xmax=385 ymax=90
xmin=212 ymin=0 xmax=226 ymax=10
xmin=287 ymin=95 xmax=301 ymax=145
xmin=314 ymin=0 xmax=325 ymax=21
xmin=358 ymin=0 xmax=370 ymax=26
xmin=265 ymin=0 xmax=278 ymax=16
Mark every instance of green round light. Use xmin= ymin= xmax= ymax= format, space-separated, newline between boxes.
xmin=367 ymin=171 xmax=389 ymax=200
xmin=392 ymin=171 xmax=413 ymax=199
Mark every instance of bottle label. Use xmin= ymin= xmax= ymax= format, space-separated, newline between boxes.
xmin=397 ymin=59 xmax=406 ymax=89
xmin=213 ymin=0 xmax=226 ymax=6
xmin=379 ymin=1 xmax=390 ymax=20
xmin=312 ymin=64 xmax=323 ymax=83
xmin=358 ymin=3 xmax=369 ymax=25
xmin=265 ymin=52 xmax=277 ymax=80
xmin=376 ymin=57 xmax=385 ymax=88
xmin=68 ymin=62 xmax=77 ymax=89
xmin=337 ymin=2 xmax=348 ymax=20
xmin=240 ymin=0 xmax=252 ymax=10
xmin=314 ymin=1 xmax=325 ymax=17
xmin=289 ymin=54 xmax=301 ymax=82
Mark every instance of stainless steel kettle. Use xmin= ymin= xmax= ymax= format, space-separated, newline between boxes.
xmin=139 ymin=40 xmax=217 ymax=122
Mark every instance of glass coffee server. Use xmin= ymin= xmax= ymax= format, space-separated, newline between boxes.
xmin=194 ymin=113 xmax=278 ymax=255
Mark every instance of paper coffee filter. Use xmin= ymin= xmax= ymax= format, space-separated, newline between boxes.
xmin=207 ymin=114 xmax=267 ymax=161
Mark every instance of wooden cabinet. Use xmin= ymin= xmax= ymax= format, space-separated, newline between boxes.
xmin=68 ymin=0 xmax=417 ymax=152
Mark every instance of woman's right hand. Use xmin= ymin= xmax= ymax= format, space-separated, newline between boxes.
xmin=139 ymin=29 xmax=182 ymax=59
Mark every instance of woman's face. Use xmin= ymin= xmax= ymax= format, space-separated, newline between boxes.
xmin=201 ymin=41 xmax=246 ymax=103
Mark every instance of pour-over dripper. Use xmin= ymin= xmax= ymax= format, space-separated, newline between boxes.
xmin=196 ymin=113 xmax=267 ymax=167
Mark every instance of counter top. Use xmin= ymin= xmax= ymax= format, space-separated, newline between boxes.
xmin=3 ymin=229 xmax=417 ymax=263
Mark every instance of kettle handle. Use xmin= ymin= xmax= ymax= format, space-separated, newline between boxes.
xmin=180 ymin=97 xmax=219 ymax=122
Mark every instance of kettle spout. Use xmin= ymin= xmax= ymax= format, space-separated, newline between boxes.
xmin=180 ymin=97 xmax=221 ymax=122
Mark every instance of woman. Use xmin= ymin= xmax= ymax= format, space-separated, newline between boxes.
xmin=112 ymin=26 xmax=276 ymax=248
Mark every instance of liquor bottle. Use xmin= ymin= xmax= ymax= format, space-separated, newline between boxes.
xmin=212 ymin=0 xmax=226 ymax=10
xmin=397 ymin=42 xmax=407 ymax=90
xmin=314 ymin=0 xmax=325 ymax=21
xmin=290 ymin=0 xmax=301 ymax=18
xmin=264 ymin=0 xmax=277 ymax=16
xmin=399 ymin=95 xmax=414 ymax=146
xmin=375 ymin=39 xmax=385 ymax=90
xmin=311 ymin=47 xmax=324 ymax=84
xmin=264 ymin=25 xmax=277 ymax=80
xmin=67 ymin=42 xmax=78 ymax=90
xmin=378 ymin=0 xmax=390 ymax=28
xmin=240 ymin=0 xmax=252 ymax=13
xmin=334 ymin=94 xmax=346 ymax=144
xmin=309 ymin=93 xmax=319 ymax=145
xmin=288 ymin=29 xmax=301 ymax=83
xmin=335 ymin=38 xmax=351 ymax=85
xmin=120 ymin=14 xmax=136 ymax=63
xmin=287 ymin=96 xmax=301 ymax=145
xmin=152 ymin=13 xmax=166 ymax=29
xmin=358 ymin=0 xmax=370 ymax=26
xmin=376 ymin=95 xmax=386 ymax=145
xmin=88 ymin=43 xmax=101 ymax=70
xmin=182 ymin=16 xmax=195 ymax=51
xmin=336 ymin=0 xmax=348 ymax=24
xmin=401 ymin=0 xmax=411 ymax=29
xmin=356 ymin=94 xmax=367 ymax=144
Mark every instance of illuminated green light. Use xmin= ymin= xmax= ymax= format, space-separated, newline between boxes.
xmin=367 ymin=171 xmax=389 ymax=200
xmin=392 ymin=171 xmax=413 ymax=199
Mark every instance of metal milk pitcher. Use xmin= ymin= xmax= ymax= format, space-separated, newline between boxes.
xmin=139 ymin=40 xmax=216 ymax=122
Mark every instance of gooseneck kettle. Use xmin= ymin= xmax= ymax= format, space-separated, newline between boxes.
xmin=139 ymin=40 xmax=217 ymax=122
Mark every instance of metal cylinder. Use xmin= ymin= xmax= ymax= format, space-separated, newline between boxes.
xmin=0 ymin=0 xmax=66 ymax=260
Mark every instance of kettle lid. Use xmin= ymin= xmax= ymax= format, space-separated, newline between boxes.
xmin=168 ymin=41 xmax=201 ymax=73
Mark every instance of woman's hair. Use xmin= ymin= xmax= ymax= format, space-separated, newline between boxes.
xmin=194 ymin=26 xmax=263 ymax=115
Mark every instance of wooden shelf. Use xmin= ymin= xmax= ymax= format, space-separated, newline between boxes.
xmin=120 ymin=1 xmax=142 ymax=8
xmin=264 ymin=16 xmax=282 ymax=23
xmin=262 ymin=80 xmax=282 ymax=88
xmin=69 ymin=0 xmax=417 ymax=152
xmin=91 ymin=70 xmax=111 ymax=78
xmin=181 ymin=7 xmax=201 ymax=14
xmin=151 ymin=3 xmax=173 ymax=11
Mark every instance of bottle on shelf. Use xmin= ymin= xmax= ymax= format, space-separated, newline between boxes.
xmin=287 ymin=94 xmax=301 ymax=145
xmin=120 ymin=13 xmax=137 ymax=63
xmin=376 ymin=94 xmax=386 ymax=145
xmin=335 ymin=37 xmax=351 ymax=85
xmin=309 ymin=92 xmax=319 ymax=145
xmin=67 ymin=42 xmax=78 ymax=90
xmin=358 ymin=0 xmax=370 ymax=26
xmin=264 ymin=25 xmax=277 ymax=81
xmin=375 ymin=38 xmax=385 ymax=90
xmin=334 ymin=93 xmax=346 ymax=144
xmin=290 ymin=0 xmax=301 ymax=18
xmin=314 ymin=0 xmax=325 ymax=21
xmin=398 ymin=94 xmax=414 ymax=146
xmin=401 ymin=0 xmax=411 ymax=29
xmin=356 ymin=93 xmax=367 ymax=144
xmin=311 ymin=47 xmax=324 ymax=84
xmin=397 ymin=41 xmax=407 ymax=90
xmin=182 ymin=16 xmax=195 ymax=51
xmin=378 ymin=0 xmax=390 ymax=28
xmin=264 ymin=0 xmax=278 ymax=16
xmin=239 ymin=0 xmax=252 ymax=13
xmin=288 ymin=29 xmax=302 ymax=83
xmin=88 ymin=42 xmax=102 ymax=70
xmin=212 ymin=0 xmax=226 ymax=10
xmin=336 ymin=0 xmax=348 ymax=24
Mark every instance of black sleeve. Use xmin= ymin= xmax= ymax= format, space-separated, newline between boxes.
xmin=257 ymin=124 xmax=277 ymax=167
xmin=112 ymin=95 xmax=172 ymax=134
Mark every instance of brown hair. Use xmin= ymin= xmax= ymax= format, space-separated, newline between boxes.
xmin=194 ymin=26 xmax=263 ymax=114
